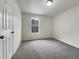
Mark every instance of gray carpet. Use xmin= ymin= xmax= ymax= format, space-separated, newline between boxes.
xmin=12 ymin=38 xmax=79 ymax=59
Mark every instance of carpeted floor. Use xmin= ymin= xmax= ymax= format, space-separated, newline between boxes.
xmin=12 ymin=38 xmax=79 ymax=59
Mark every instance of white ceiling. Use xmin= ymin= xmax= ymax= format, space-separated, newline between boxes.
xmin=17 ymin=0 xmax=79 ymax=16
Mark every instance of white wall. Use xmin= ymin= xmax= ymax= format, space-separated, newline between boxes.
xmin=22 ymin=13 xmax=53 ymax=40
xmin=52 ymin=4 xmax=79 ymax=48
xmin=12 ymin=0 xmax=22 ymax=54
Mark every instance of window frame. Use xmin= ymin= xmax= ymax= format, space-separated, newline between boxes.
xmin=31 ymin=17 xmax=40 ymax=34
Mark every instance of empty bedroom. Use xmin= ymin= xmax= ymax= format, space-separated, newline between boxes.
xmin=0 ymin=0 xmax=79 ymax=59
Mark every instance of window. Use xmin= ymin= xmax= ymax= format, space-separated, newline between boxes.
xmin=31 ymin=17 xmax=40 ymax=34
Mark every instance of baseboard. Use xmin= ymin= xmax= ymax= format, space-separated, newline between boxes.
xmin=22 ymin=38 xmax=53 ymax=42
xmin=52 ymin=35 xmax=79 ymax=49
xmin=22 ymin=36 xmax=79 ymax=49
xmin=12 ymin=40 xmax=22 ymax=57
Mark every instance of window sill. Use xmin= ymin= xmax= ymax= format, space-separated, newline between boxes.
xmin=31 ymin=32 xmax=40 ymax=34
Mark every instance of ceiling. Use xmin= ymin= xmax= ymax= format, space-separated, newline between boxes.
xmin=17 ymin=0 xmax=79 ymax=16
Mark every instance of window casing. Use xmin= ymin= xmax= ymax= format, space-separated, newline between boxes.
xmin=31 ymin=17 xmax=40 ymax=34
